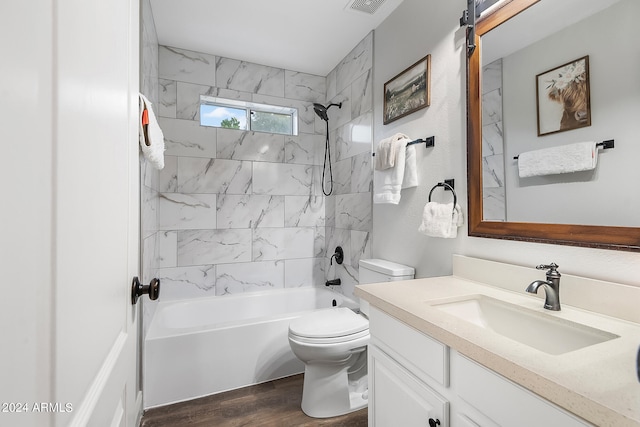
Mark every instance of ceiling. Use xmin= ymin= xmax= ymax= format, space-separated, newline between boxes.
xmin=150 ymin=0 xmax=405 ymax=77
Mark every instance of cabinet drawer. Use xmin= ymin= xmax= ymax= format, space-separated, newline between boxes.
xmin=370 ymin=307 xmax=449 ymax=386
xmin=452 ymin=352 xmax=592 ymax=427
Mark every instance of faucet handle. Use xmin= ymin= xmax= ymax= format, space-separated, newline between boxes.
xmin=536 ymin=263 xmax=561 ymax=279
xmin=536 ymin=263 xmax=559 ymax=271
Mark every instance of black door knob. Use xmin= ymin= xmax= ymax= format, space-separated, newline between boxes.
xmin=429 ymin=418 xmax=441 ymax=427
xmin=131 ymin=276 xmax=161 ymax=304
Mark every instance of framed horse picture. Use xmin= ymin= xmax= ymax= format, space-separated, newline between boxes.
xmin=536 ymin=55 xmax=591 ymax=136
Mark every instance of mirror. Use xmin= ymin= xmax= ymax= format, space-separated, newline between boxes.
xmin=467 ymin=0 xmax=640 ymax=250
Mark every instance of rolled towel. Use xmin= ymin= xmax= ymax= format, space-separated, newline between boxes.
xmin=418 ymin=202 xmax=464 ymax=238
xmin=517 ymin=141 xmax=597 ymax=178
xmin=139 ymin=93 xmax=165 ymax=170
xmin=375 ymin=133 xmax=409 ymax=170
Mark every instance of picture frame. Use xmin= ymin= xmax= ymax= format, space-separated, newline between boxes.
xmin=536 ymin=55 xmax=591 ymax=136
xmin=383 ymin=54 xmax=431 ymax=124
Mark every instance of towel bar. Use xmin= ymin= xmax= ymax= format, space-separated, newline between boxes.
xmin=372 ymin=136 xmax=435 ymax=156
xmin=407 ymin=136 xmax=435 ymax=148
xmin=428 ymin=181 xmax=457 ymax=208
xmin=513 ymin=140 xmax=614 ymax=160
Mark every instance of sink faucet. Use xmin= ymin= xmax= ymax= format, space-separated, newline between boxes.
xmin=526 ymin=263 xmax=561 ymax=311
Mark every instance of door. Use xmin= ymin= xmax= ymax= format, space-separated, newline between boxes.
xmin=55 ymin=0 xmax=141 ymax=425
xmin=1 ymin=1 xmax=141 ymax=426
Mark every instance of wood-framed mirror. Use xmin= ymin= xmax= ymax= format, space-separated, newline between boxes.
xmin=467 ymin=0 xmax=640 ymax=251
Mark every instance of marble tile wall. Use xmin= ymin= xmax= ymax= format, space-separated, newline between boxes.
xmin=140 ymin=0 xmax=160 ymax=335
xmin=144 ymin=32 xmax=374 ymax=303
xmin=482 ymin=59 xmax=506 ymax=221
xmin=155 ymin=45 xmax=330 ymax=300
xmin=324 ymin=33 xmax=374 ymax=299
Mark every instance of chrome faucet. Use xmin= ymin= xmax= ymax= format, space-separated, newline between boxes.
xmin=526 ymin=263 xmax=561 ymax=311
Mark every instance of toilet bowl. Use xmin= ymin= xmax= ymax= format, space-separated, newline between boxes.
xmin=288 ymin=258 xmax=415 ymax=418
xmin=289 ymin=307 xmax=369 ymax=418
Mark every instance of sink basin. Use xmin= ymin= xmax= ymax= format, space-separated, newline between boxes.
xmin=431 ymin=295 xmax=619 ymax=355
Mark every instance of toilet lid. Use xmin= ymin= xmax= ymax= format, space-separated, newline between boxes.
xmin=289 ymin=307 xmax=369 ymax=339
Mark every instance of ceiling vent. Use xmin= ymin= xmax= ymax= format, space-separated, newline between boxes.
xmin=347 ymin=0 xmax=386 ymax=15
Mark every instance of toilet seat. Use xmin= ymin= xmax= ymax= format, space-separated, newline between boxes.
xmin=289 ymin=329 xmax=369 ymax=345
xmin=288 ymin=307 xmax=369 ymax=341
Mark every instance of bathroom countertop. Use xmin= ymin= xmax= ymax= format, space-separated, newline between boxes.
xmin=355 ymin=276 xmax=640 ymax=427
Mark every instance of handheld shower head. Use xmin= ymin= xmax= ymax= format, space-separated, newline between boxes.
xmin=313 ymin=102 xmax=342 ymax=121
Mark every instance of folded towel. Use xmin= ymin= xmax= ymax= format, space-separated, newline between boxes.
xmin=518 ymin=141 xmax=597 ymax=178
xmin=139 ymin=93 xmax=165 ymax=170
xmin=373 ymin=135 xmax=418 ymax=204
xmin=418 ymin=202 xmax=464 ymax=238
xmin=402 ymin=144 xmax=418 ymax=189
xmin=375 ymin=133 xmax=409 ymax=170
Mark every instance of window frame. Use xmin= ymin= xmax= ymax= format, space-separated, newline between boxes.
xmin=200 ymin=95 xmax=298 ymax=136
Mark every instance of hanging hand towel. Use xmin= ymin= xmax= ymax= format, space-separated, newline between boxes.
xmin=375 ymin=133 xmax=409 ymax=170
xmin=373 ymin=135 xmax=418 ymax=204
xmin=402 ymin=144 xmax=418 ymax=189
xmin=517 ymin=141 xmax=597 ymax=178
xmin=418 ymin=202 xmax=464 ymax=238
xmin=138 ymin=93 xmax=165 ymax=170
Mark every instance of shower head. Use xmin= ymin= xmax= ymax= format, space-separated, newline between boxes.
xmin=313 ymin=102 xmax=342 ymax=121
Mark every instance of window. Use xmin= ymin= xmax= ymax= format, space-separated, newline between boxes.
xmin=200 ymin=96 xmax=298 ymax=136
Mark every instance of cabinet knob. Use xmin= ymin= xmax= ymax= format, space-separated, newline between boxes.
xmin=428 ymin=418 xmax=441 ymax=427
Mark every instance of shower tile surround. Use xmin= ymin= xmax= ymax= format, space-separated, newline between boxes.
xmin=150 ymin=34 xmax=373 ymax=303
xmin=140 ymin=0 xmax=161 ymax=332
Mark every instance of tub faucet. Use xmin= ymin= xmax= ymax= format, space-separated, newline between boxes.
xmin=525 ymin=263 xmax=561 ymax=311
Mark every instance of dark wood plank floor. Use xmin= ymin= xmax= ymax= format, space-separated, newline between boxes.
xmin=141 ymin=374 xmax=368 ymax=427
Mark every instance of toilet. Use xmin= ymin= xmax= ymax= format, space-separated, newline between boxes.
xmin=288 ymin=258 xmax=415 ymax=418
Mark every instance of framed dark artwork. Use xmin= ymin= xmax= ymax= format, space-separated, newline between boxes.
xmin=536 ymin=55 xmax=591 ymax=136
xmin=383 ymin=54 xmax=431 ymax=124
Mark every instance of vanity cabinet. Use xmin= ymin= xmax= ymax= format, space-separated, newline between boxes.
xmin=368 ymin=307 xmax=593 ymax=427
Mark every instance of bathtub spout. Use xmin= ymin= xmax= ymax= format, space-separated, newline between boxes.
xmin=325 ymin=279 xmax=341 ymax=287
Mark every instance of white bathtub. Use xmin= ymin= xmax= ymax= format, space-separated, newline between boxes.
xmin=144 ymin=287 xmax=359 ymax=408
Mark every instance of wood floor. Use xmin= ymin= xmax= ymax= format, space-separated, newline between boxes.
xmin=140 ymin=374 xmax=368 ymax=427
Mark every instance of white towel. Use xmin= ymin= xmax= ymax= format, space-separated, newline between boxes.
xmin=418 ymin=202 xmax=464 ymax=238
xmin=517 ymin=141 xmax=597 ymax=178
xmin=139 ymin=93 xmax=165 ymax=170
xmin=373 ymin=135 xmax=418 ymax=204
xmin=375 ymin=133 xmax=408 ymax=170
xmin=402 ymin=144 xmax=418 ymax=189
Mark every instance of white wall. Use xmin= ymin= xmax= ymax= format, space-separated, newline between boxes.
xmin=503 ymin=0 xmax=640 ymax=226
xmin=373 ymin=0 xmax=640 ymax=288
xmin=373 ymin=0 xmax=467 ymax=278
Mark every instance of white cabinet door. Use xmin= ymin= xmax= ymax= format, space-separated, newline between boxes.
xmin=454 ymin=414 xmax=481 ymax=427
xmin=370 ymin=346 xmax=448 ymax=427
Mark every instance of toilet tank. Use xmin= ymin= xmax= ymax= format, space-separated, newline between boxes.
xmin=359 ymin=259 xmax=415 ymax=284
xmin=358 ymin=259 xmax=414 ymax=316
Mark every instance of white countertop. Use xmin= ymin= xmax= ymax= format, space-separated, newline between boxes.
xmin=356 ymin=275 xmax=640 ymax=427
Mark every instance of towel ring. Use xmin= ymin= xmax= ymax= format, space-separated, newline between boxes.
xmin=428 ymin=182 xmax=457 ymax=207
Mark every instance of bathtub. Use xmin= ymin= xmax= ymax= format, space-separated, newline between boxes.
xmin=144 ymin=287 xmax=359 ymax=408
